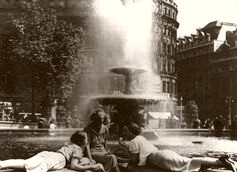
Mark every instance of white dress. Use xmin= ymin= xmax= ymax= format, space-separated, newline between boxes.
xmin=128 ymin=135 xmax=202 ymax=172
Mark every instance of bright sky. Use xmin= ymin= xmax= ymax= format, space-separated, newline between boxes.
xmin=174 ymin=0 xmax=237 ymax=37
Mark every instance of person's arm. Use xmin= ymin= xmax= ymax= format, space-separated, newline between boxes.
xmin=103 ymin=126 xmax=110 ymax=148
xmin=118 ymin=138 xmax=129 ymax=152
xmin=85 ymin=144 xmax=95 ymax=163
xmin=84 ymin=128 xmax=95 ymax=163
xmin=70 ymin=158 xmax=103 ymax=171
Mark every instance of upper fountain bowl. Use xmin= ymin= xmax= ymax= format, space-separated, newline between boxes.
xmin=110 ymin=66 xmax=149 ymax=76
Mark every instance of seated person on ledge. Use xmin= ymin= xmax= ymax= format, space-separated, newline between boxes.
xmin=84 ymin=109 xmax=120 ymax=172
xmin=0 ymin=131 xmax=104 ymax=172
xmin=118 ymin=123 xmax=237 ymax=172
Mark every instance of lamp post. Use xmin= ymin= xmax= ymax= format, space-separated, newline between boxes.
xmin=180 ymin=96 xmax=183 ymax=127
xmin=225 ymin=96 xmax=234 ymax=127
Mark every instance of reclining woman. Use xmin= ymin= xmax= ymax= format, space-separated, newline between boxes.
xmin=119 ymin=123 xmax=237 ymax=172
xmin=0 ymin=131 xmax=104 ymax=172
xmin=84 ymin=109 xmax=120 ymax=172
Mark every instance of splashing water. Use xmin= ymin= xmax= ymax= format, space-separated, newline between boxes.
xmin=93 ymin=0 xmax=153 ymax=70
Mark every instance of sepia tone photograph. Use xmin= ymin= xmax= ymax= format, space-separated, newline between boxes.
xmin=0 ymin=0 xmax=237 ymax=171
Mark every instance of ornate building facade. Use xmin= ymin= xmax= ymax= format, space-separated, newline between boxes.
xmin=159 ymin=0 xmax=178 ymax=98
xmin=176 ymin=21 xmax=237 ymax=125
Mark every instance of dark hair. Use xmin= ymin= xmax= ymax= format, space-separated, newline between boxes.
xmin=70 ymin=131 xmax=87 ymax=145
xmin=128 ymin=123 xmax=142 ymax=136
xmin=90 ymin=109 xmax=104 ymax=122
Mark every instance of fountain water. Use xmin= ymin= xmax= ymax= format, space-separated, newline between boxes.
xmin=83 ymin=0 xmax=175 ymax=130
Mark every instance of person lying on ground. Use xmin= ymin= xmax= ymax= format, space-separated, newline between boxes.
xmin=0 ymin=131 xmax=104 ymax=172
xmin=118 ymin=123 xmax=237 ymax=172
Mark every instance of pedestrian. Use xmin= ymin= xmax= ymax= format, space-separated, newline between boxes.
xmin=119 ymin=123 xmax=237 ymax=172
xmin=0 ymin=131 xmax=104 ymax=172
xmin=166 ymin=114 xmax=177 ymax=128
xmin=203 ymin=118 xmax=212 ymax=129
xmin=66 ymin=115 xmax=72 ymax=128
xmin=192 ymin=115 xmax=201 ymax=129
xmin=213 ymin=115 xmax=225 ymax=136
xmin=74 ymin=117 xmax=81 ymax=128
xmin=49 ymin=120 xmax=57 ymax=129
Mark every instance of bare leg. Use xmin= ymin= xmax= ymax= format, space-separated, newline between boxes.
xmin=0 ymin=159 xmax=26 ymax=169
xmin=199 ymin=157 xmax=222 ymax=167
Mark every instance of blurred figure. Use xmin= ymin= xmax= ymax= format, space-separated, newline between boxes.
xmin=232 ymin=115 xmax=237 ymax=130
xmin=38 ymin=118 xmax=46 ymax=128
xmin=135 ymin=106 xmax=146 ymax=127
xmin=203 ymin=118 xmax=212 ymax=129
xmin=213 ymin=115 xmax=225 ymax=137
xmin=192 ymin=115 xmax=201 ymax=129
xmin=66 ymin=115 xmax=72 ymax=128
xmin=74 ymin=117 xmax=81 ymax=128
xmin=49 ymin=120 xmax=57 ymax=129
xmin=71 ymin=105 xmax=78 ymax=119
xmin=166 ymin=114 xmax=177 ymax=128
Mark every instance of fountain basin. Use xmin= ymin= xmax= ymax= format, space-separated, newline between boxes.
xmin=90 ymin=94 xmax=168 ymax=105
xmin=110 ymin=66 xmax=148 ymax=75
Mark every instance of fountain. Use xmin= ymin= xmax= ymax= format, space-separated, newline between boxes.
xmin=85 ymin=0 xmax=175 ymax=132
xmin=89 ymin=66 xmax=169 ymax=131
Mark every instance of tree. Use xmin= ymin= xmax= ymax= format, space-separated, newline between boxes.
xmin=184 ymin=100 xmax=199 ymax=127
xmin=6 ymin=1 xmax=87 ymax=115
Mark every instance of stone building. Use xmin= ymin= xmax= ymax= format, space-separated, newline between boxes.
xmin=176 ymin=21 xmax=237 ymax=126
xmin=158 ymin=0 xmax=179 ymax=98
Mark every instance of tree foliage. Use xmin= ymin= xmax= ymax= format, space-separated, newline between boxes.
xmin=7 ymin=1 xmax=87 ymax=98
xmin=184 ymin=100 xmax=199 ymax=126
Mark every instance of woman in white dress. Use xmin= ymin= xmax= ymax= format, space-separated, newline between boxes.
xmin=119 ymin=123 xmax=237 ymax=172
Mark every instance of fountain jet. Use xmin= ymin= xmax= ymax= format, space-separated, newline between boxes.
xmin=121 ymin=0 xmax=136 ymax=6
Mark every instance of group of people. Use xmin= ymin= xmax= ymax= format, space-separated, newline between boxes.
xmin=1 ymin=109 xmax=237 ymax=172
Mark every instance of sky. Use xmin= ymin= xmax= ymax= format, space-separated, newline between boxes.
xmin=174 ymin=0 xmax=237 ymax=37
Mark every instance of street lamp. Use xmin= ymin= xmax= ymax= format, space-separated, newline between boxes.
xmin=225 ymin=96 xmax=235 ymax=127
xmin=180 ymin=96 xmax=183 ymax=127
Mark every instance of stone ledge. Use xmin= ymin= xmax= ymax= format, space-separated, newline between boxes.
xmin=0 ymin=168 xmax=77 ymax=172
xmin=0 ymin=167 xmax=233 ymax=172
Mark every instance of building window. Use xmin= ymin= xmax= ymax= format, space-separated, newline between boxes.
xmin=172 ymin=82 xmax=176 ymax=95
xmin=162 ymin=81 xmax=166 ymax=93
xmin=167 ymin=81 xmax=170 ymax=93
xmin=59 ymin=0 xmax=64 ymax=7
xmin=163 ymin=26 xmax=167 ymax=35
xmin=164 ymin=7 xmax=167 ymax=15
xmin=168 ymin=61 xmax=171 ymax=73
xmin=162 ymin=59 xmax=167 ymax=72
xmin=173 ymin=12 xmax=176 ymax=19
xmin=168 ymin=45 xmax=171 ymax=55
xmin=163 ymin=43 xmax=167 ymax=54
xmin=172 ymin=63 xmax=175 ymax=73
xmin=50 ymin=0 xmax=54 ymax=7
xmin=168 ymin=9 xmax=171 ymax=17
